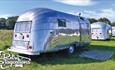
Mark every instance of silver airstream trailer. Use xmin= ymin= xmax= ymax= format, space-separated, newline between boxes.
xmin=91 ymin=22 xmax=111 ymax=40
xmin=8 ymin=8 xmax=91 ymax=55
xmin=112 ymin=26 xmax=115 ymax=36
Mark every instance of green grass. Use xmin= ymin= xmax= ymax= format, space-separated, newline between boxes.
xmin=0 ymin=30 xmax=12 ymax=50
xmin=0 ymin=30 xmax=115 ymax=70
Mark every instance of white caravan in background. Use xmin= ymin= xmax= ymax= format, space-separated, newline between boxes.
xmin=112 ymin=26 xmax=115 ymax=36
xmin=91 ymin=22 xmax=111 ymax=40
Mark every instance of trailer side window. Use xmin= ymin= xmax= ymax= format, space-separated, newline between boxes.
xmin=57 ymin=19 xmax=66 ymax=27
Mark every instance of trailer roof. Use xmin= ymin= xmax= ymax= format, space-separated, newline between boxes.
xmin=17 ymin=8 xmax=79 ymax=22
xmin=91 ymin=22 xmax=111 ymax=29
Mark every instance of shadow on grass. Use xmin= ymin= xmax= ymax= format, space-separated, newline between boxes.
xmin=22 ymin=44 xmax=115 ymax=65
xmin=110 ymin=38 xmax=115 ymax=41
xmin=19 ymin=47 xmax=108 ymax=65
xmin=27 ymin=51 xmax=101 ymax=65
xmin=86 ymin=45 xmax=115 ymax=61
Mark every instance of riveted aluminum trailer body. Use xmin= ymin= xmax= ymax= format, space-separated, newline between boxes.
xmin=8 ymin=8 xmax=91 ymax=55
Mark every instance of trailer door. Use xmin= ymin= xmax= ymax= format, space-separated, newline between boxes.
xmin=80 ymin=17 xmax=90 ymax=45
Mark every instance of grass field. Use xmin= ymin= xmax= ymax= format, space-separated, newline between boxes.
xmin=0 ymin=30 xmax=12 ymax=50
xmin=0 ymin=30 xmax=115 ymax=70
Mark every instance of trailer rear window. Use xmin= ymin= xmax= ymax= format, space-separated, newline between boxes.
xmin=15 ymin=21 xmax=32 ymax=33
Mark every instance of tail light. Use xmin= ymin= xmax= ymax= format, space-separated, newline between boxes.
xmin=27 ymin=42 xmax=32 ymax=49
xmin=26 ymin=34 xmax=29 ymax=38
xmin=27 ymin=46 xmax=32 ymax=49
xmin=15 ymin=34 xmax=17 ymax=37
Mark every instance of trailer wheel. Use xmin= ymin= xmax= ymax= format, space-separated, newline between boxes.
xmin=67 ymin=46 xmax=75 ymax=54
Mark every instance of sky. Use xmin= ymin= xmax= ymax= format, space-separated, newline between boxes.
xmin=0 ymin=0 xmax=115 ymax=22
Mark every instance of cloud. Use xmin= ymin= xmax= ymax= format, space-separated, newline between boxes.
xmin=69 ymin=8 xmax=115 ymax=22
xmin=54 ymin=0 xmax=96 ymax=6
xmin=100 ymin=8 xmax=115 ymax=20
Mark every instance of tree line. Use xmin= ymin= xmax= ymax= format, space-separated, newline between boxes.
xmin=0 ymin=16 xmax=115 ymax=29
xmin=88 ymin=17 xmax=115 ymax=26
xmin=0 ymin=16 xmax=18 ymax=29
